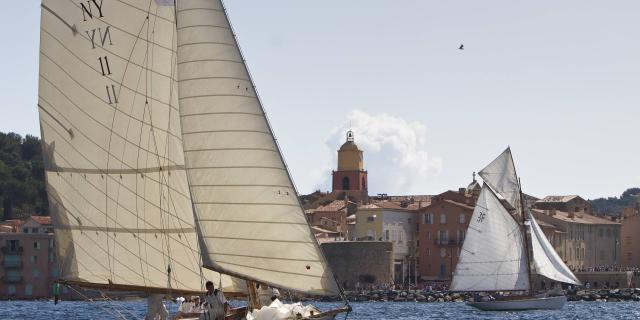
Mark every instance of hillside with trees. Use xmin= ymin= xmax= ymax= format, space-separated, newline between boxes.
xmin=590 ymin=188 xmax=640 ymax=217
xmin=0 ymin=132 xmax=48 ymax=220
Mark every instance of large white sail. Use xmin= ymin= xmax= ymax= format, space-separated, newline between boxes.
xmin=451 ymin=185 xmax=530 ymax=292
xmin=478 ymin=147 xmax=521 ymax=215
xmin=529 ymin=213 xmax=580 ymax=285
xmin=175 ymin=0 xmax=339 ymax=295
xmin=38 ymin=0 xmax=240 ymax=293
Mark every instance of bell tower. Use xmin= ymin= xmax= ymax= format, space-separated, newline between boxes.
xmin=332 ymin=131 xmax=368 ymax=200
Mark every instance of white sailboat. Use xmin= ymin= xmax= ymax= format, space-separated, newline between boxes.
xmin=451 ymin=148 xmax=580 ymax=311
xmin=37 ymin=0 xmax=349 ymax=319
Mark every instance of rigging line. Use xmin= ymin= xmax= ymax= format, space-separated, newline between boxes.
xmin=37 ymin=104 xmax=73 ymax=138
xmin=64 ymin=285 xmax=129 ymax=320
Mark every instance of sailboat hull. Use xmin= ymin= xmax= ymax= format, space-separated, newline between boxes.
xmin=467 ymin=295 xmax=566 ymax=311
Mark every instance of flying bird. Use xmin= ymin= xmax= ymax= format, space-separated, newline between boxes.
xmin=459 ymin=44 xmax=464 ymax=50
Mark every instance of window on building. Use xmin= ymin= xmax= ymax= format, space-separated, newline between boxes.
xmin=33 ymin=241 xmax=40 ymax=250
xmin=367 ymin=216 xmax=374 ymax=222
xmin=399 ymin=231 xmax=404 ymax=243
xmin=31 ymin=228 xmax=38 ymax=234
xmin=439 ymin=262 xmax=447 ymax=276
xmin=7 ymin=285 xmax=16 ymax=295
xmin=7 ymin=240 xmax=20 ymax=251
xmin=440 ymin=213 xmax=446 ymax=224
xmin=385 ymin=230 xmax=390 ymax=241
xmin=23 ymin=228 xmax=29 ymax=233
xmin=459 ymin=213 xmax=465 ymax=224
xmin=33 ymin=269 xmax=40 ymax=278
xmin=427 ymin=232 xmax=431 ymax=240
xmin=30 ymin=255 xmax=37 ymax=264
xmin=342 ymin=177 xmax=350 ymax=190
xmin=49 ymin=251 xmax=55 ymax=263
xmin=457 ymin=230 xmax=466 ymax=244
xmin=424 ymin=213 xmax=434 ymax=224
xmin=25 ymin=284 xmax=33 ymax=296
xmin=426 ymin=248 xmax=431 ymax=256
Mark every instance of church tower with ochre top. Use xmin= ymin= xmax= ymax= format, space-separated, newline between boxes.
xmin=332 ymin=130 xmax=368 ymax=201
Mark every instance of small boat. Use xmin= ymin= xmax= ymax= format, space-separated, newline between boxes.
xmin=451 ymin=148 xmax=581 ymax=311
xmin=37 ymin=0 xmax=350 ymax=318
xmin=467 ymin=295 xmax=567 ymax=311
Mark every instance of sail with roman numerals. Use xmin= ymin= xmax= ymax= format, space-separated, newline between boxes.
xmin=175 ymin=0 xmax=340 ymax=296
xmin=38 ymin=0 xmax=242 ymax=294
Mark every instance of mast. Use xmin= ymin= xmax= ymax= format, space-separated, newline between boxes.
xmin=517 ymin=179 xmax=533 ymax=295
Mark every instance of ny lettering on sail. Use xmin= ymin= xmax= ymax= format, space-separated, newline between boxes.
xmin=80 ymin=0 xmax=104 ymax=21
xmin=86 ymin=27 xmax=112 ymax=49
xmin=79 ymin=0 xmax=118 ymax=105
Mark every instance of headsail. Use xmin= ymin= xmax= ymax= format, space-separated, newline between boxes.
xmin=451 ymin=185 xmax=530 ymax=292
xmin=529 ymin=213 xmax=580 ymax=285
xmin=478 ymin=147 xmax=521 ymax=216
xmin=175 ymin=0 xmax=339 ymax=295
xmin=38 ymin=0 xmax=240 ymax=294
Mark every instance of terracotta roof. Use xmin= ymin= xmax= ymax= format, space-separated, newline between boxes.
xmin=0 ymin=219 xmax=22 ymax=228
xmin=360 ymin=200 xmax=417 ymax=211
xmin=532 ymin=209 xmax=619 ymax=225
xmin=537 ymin=195 xmax=580 ymax=203
xmin=313 ymin=200 xmax=348 ymax=212
xmin=421 ymin=198 xmax=474 ymax=211
xmin=30 ymin=216 xmax=52 ymax=225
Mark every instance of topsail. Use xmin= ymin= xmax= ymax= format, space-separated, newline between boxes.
xmin=478 ymin=147 xmax=522 ymax=216
xmin=38 ymin=0 xmax=240 ymax=293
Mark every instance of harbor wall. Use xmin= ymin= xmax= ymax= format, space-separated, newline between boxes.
xmin=321 ymin=241 xmax=393 ymax=290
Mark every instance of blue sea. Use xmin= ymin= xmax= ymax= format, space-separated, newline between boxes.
xmin=0 ymin=300 xmax=638 ymax=320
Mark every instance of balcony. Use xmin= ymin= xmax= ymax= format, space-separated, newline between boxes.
xmin=434 ymin=238 xmax=462 ymax=246
xmin=2 ymin=275 xmax=23 ymax=283
xmin=1 ymin=246 xmax=24 ymax=254
xmin=3 ymin=259 xmax=22 ymax=268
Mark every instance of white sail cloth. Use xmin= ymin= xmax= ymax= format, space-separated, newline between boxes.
xmin=175 ymin=0 xmax=339 ymax=295
xmin=478 ymin=147 xmax=521 ymax=215
xmin=529 ymin=213 xmax=581 ymax=285
xmin=38 ymin=0 xmax=240 ymax=293
xmin=451 ymin=185 xmax=530 ymax=292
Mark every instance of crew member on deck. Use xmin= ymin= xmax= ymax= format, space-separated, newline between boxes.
xmin=201 ymin=281 xmax=228 ymax=320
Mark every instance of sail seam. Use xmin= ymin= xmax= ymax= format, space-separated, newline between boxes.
xmin=194 ymin=202 xmax=298 ymax=206
xmin=190 ymin=184 xmax=290 ymax=188
xmin=198 ymin=219 xmax=307 ymax=225
xmin=184 ymin=148 xmax=277 ymax=153
xmin=186 ymin=166 xmax=285 ymax=170
xmin=181 ymin=130 xmax=270 ymax=135
xmin=177 ymin=24 xmax=230 ymax=31
xmin=203 ymin=236 xmax=313 ymax=244
xmin=177 ymin=7 xmax=224 ymax=13
xmin=178 ymin=41 xmax=236 ymax=48
xmin=57 ymin=225 xmax=195 ymax=234
xmin=180 ymin=112 xmax=263 ymax=117
xmin=212 ymin=253 xmax=321 ymax=262
xmin=178 ymin=94 xmax=257 ymax=100
xmin=177 ymin=59 xmax=243 ymax=65
xmin=214 ymin=261 xmax=326 ymax=279
xmin=45 ymin=166 xmax=185 ymax=175
xmin=179 ymin=76 xmax=251 ymax=82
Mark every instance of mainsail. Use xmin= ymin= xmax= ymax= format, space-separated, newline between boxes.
xmin=478 ymin=147 xmax=521 ymax=216
xmin=529 ymin=213 xmax=580 ymax=285
xmin=175 ymin=0 xmax=340 ymax=295
xmin=451 ymin=185 xmax=530 ymax=292
xmin=38 ymin=0 xmax=241 ymax=294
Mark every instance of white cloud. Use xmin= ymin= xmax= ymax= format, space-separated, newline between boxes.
xmin=311 ymin=109 xmax=441 ymax=194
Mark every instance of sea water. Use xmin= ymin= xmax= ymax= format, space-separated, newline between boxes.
xmin=0 ymin=300 xmax=638 ymax=320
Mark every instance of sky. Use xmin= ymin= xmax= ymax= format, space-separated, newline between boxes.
xmin=1 ymin=1 xmax=639 ymax=200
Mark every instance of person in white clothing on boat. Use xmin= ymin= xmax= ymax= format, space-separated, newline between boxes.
xmin=256 ymin=283 xmax=277 ymax=307
xmin=200 ymin=281 xmax=228 ymax=320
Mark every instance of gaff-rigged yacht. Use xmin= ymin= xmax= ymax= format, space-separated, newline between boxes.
xmin=451 ymin=148 xmax=581 ymax=311
xmin=37 ymin=0 xmax=349 ymax=319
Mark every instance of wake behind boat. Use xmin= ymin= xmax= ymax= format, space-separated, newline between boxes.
xmin=451 ymin=148 xmax=581 ymax=311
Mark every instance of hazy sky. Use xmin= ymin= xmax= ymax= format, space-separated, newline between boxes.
xmin=1 ymin=1 xmax=639 ymax=200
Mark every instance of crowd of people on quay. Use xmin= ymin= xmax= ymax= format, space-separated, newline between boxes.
xmin=569 ymin=265 xmax=640 ymax=274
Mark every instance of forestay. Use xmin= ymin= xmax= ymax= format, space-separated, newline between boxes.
xmin=38 ymin=0 xmax=239 ymax=293
xmin=478 ymin=147 xmax=521 ymax=216
xmin=175 ymin=0 xmax=339 ymax=295
xmin=529 ymin=213 xmax=581 ymax=285
xmin=451 ymin=185 xmax=530 ymax=292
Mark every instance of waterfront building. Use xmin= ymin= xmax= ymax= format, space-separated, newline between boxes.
xmin=417 ymin=181 xmax=478 ymax=283
xmin=620 ymin=203 xmax=640 ymax=267
xmin=0 ymin=216 xmax=59 ymax=299
xmin=534 ymin=195 xmax=593 ymax=214
xmin=354 ymin=201 xmax=418 ymax=284
xmin=532 ymin=206 xmax=620 ymax=268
